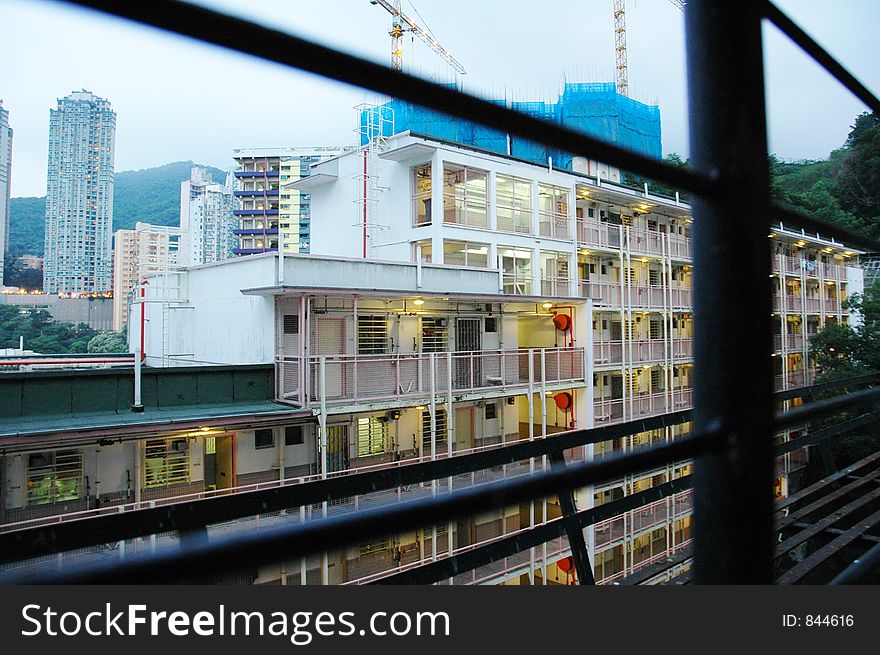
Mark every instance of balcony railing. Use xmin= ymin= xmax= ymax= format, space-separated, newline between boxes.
xmin=576 ymin=218 xmax=693 ymax=261
xmin=582 ymin=281 xmax=692 ymax=309
xmin=594 ymin=388 xmax=693 ymax=426
xmin=773 ymin=255 xmax=850 ymax=282
xmin=276 ymin=347 xmax=586 ymax=406
xmin=593 ymin=338 xmax=693 ymax=367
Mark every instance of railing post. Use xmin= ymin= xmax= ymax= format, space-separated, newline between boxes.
xmin=686 ymin=0 xmax=774 ymax=583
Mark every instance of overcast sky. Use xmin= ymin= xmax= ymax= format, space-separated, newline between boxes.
xmin=2 ymin=0 xmax=879 ymax=198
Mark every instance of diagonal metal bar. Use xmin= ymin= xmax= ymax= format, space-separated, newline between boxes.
xmin=373 ymin=477 xmax=691 ymax=585
xmin=2 ymin=436 xmax=718 ymax=584
xmin=57 ymin=0 xmax=715 ymax=197
xmin=831 ymin=542 xmax=880 ymax=584
xmin=0 ymin=409 xmax=692 ymax=564
xmin=548 ymin=451 xmax=594 ymax=585
xmin=763 ymin=1 xmax=880 ymax=115
xmin=777 ymin=506 xmax=880 ymax=584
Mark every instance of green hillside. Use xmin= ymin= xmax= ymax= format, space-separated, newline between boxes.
xmin=7 ymin=160 xmax=226 ymax=256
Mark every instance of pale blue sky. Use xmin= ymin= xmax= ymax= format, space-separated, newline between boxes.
xmin=1 ymin=0 xmax=878 ymax=197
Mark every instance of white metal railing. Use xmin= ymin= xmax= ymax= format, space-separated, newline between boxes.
xmin=582 ymin=281 xmax=691 ymax=309
xmin=275 ymin=347 xmax=586 ymax=407
xmin=594 ymin=388 xmax=693 ymax=426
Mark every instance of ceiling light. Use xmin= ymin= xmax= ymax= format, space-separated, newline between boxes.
xmin=413 ymin=299 xmax=425 ymax=306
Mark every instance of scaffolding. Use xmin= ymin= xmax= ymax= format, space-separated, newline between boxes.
xmin=353 ymin=104 xmax=394 ymax=258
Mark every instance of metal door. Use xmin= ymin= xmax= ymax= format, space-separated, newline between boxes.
xmin=455 ymin=318 xmax=482 ymax=388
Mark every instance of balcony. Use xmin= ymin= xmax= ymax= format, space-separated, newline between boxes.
xmin=593 ymin=338 xmax=693 ymax=367
xmin=234 ymin=169 xmax=280 ymax=179
xmin=233 ymin=208 xmax=279 ymax=216
xmin=594 ymin=388 xmax=693 ymax=426
xmin=276 ymin=347 xmax=586 ymax=407
xmin=773 ymin=255 xmax=850 ymax=282
xmin=577 ymin=218 xmax=692 ymax=260
xmin=774 ymin=368 xmax=817 ymax=391
xmin=234 ymin=189 xmax=279 ymax=197
xmin=772 ymin=334 xmax=806 ymax=351
xmin=582 ymin=281 xmax=692 ymax=309
xmin=233 ymin=228 xmax=279 ymax=236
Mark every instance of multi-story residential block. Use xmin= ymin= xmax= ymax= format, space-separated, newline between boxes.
xmin=18 ymin=255 xmax=42 ymax=270
xmin=112 ymin=222 xmax=183 ymax=331
xmin=1 ymin=131 xmax=864 ymax=587
xmin=179 ymin=166 xmax=236 ymax=266
xmin=231 ymin=147 xmax=355 ymax=256
xmin=0 ymin=101 xmax=12 ymax=278
xmin=43 ymin=91 xmax=116 ymax=294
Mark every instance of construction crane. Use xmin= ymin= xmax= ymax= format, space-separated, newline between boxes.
xmin=613 ymin=0 xmax=685 ymax=98
xmin=369 ymin=0 xmax=466 ymax=76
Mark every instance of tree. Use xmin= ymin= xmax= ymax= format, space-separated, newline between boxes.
xmin=622 ymin=153 xmax=689 ymax=200
xmin=811 ymin=279 xmax=880 ymax=381
xmin=87 ymin=331 xmax=128 ymax=353
xmin=834 ymin=112 xmax=880 ymax=222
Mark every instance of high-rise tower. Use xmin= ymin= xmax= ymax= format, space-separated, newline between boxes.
xmin=0 ymin=101 xmax=12 ymax=280
xmin=44 ymin=90 xmax=116 ymax=293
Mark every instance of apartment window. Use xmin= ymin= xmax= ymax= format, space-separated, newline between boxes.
xmin=143 ymin=438 xmax=191 ymax=488
xmin=412 ymin=164 xmax=432 ymax=226
xmin=496 ymin=174 xmax=532 ymax=234
xmin=650 ymin=319 xmax=662 ymax=340
xmin=443 ymin=239 xmax=489 ymax=268
xmin=413 ymin=239 xmax=432 ymax=263
xmin=499 ymin=246 xmax=533 ymax=295
xmin=541 ymin=251 xmax=571 ymax=296
xmin=484 ymin=317 xmax=497 ymax=333
xmin=649 ymin=269 xmax=661 ymax=286
xmin=285 ymin=426 xmax=304 ymax=446
xmin=651 ymin=368 xmax=664 ymax=392
xmin=443 ymin=164 xmax=488 ymax=228
xmin=357 ymin=417 xmax=388 ymax=457
xmin=421 ymin=316 xmax=448 ymax=352
xmin=26 ymin=450 xmax=83 ymax=506
xmin=421 ymin=408 xmax=448 ymax=450
xmin=357 ymin=315 xmax=388 ymax=354
xmin=254 ymin=429 xmax=274 ymax=450
xmin=538 ymin=184 xmax=570 ymax=239
xmin=283 ymin=314 xmax=299 ymax=335
xmin=485 ymin=402 xmax=498 ymax=420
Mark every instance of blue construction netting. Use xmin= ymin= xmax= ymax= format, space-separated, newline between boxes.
xmin=360 ymin=82 xmax=662 ymax=168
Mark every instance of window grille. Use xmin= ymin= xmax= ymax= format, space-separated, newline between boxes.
xmin=143 ymin=438 xmax=191 ymax=488
xmin=357 ymin=417 xmax=388 ymax=457
xmin=357 ymin=315 xmax=388 ymax=355
xmin=26 ymin=450 xmax=83 ymax=506
xmin=421 ymin=408 xmax=448 ymax=450
xmin=283 ymin=314 xmax=299 ymax=335
xmin=421 ymin=316 xmax=448 ymax=352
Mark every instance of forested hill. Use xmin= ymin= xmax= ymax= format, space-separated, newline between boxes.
xmin=7 ymin=160 xmax=226 ymax=256
xmin=771 ymin=112 xmax=880 ymax=239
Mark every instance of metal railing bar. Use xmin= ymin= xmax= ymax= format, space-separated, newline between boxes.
xmin=0 ymin=409 xmax=693 ymax=564
xmin=4 ymin=436 xmax=719 ymax=583
xmin=612 ymin=547 xmax=693 ymax=586
xmin=830 ymin=542 xmax=880 ymax=584
xmin=773 ymin=372 xmax=879 ymax=403
xmin=546 ymin=451 xmax=593 ymax=585
xmin=776 ymin=468 xmax=880 ymax=531
xmin=0 ymin=373 xmax=865 ymax=565
xmin=763 ymin=1 xmax=880 ymax=115
xmin=772 ymin=201 xmax=880 ymax=253
xmin=58 ymin=0 xmax=716 ymax=197
xmin=373 ymin=477 xmax=692 ymax=585
xmin=775 ymin=450 xmax=880 ymax=511
xmin=774 ymin=386 xmax=880 ymax=430
xmin=777 ymin=506 xmax=880 ymax=584
xmin=775 ymin=411 xmax=880 ymax=456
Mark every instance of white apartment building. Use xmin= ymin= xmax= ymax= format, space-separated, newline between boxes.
xmin=0 ymin=101 xmax=11 ymax=278
xmin=179 ymin=166 xmax=236 ymax=265
xmin=112 ymin=222 xmax=183 ymax=331
xmin=17 ymin=131 xmax=862 ymax=585
xmin=44 ymin=91 xmax=116 ymax=293
xmin=232 ymin=147 xmax=355 ymax=256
